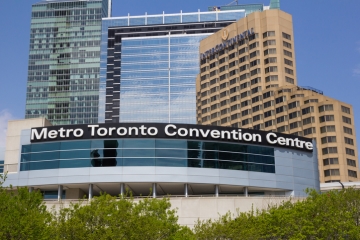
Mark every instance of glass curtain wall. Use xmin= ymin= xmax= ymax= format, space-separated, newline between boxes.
xmin=120 ymin=34 xmax=209 ymax=123
xmin=25 ymin=0 xmax=109 ymax=125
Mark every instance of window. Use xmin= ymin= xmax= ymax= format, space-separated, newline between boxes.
xmin=210 ymin=86 xmax=218 ymax=93
xmin=348 ymin=170 xmax=357 ymax=178
xmin=264 ymin=57 xmax=277 ymax=64
xmin=322 ymin=147 xmax=338 ymax=155
xmin=290 ymin=121 xmax=301 ymax=129
xmin=249 ymin=42 xmax=259 ymax=50
xmin=240 ymin=91 xmax=250 ymax=98
xmin=239 ymin=47 xmax=247 ymax=55
xmin=219 ymin=66 xmax=226 ymax=73
xmin=265 ymin=66 xmax=278 ymax=73
xmin=343 ymin=127 xmax=353 ymax=135
xmin=230 ymin=87 xmax=238 ymax=94
xmin=252 ymin=96 xmax=261 ymax=103
xmin=230 ymin=104 xmax=239 ymax=111
xmin=239 ymin=56 xmax=247 ymax=63
xmin=265 ymin=120 xmax=273 ymax=127
xmin=201 ymin=83 xmax=209 ymax=89
xmin=240 ymin=82 xmax=249 ymax=89
xmin=324 ymin=169 xmax=340 ymax=176
xmin=249 ymin=51 xmax=260 ymax=58
xmin=249 ymin=33 xmax=258 ymax=41
xmin=304 ymin=99 xmax=318 ymax=104
xmin=291 ymin=94 xmax=304 ymax=99
xmin=201 ymin=91 xmax=208 ymax=97
xmin=288 ymin=101 xmax=299 ymax=109
xmin=264 ymin=110 xmax=273 ymax=118
xmin=220 ymin=91 xmax=228 ymax=98
xmin=201 ymin=99 xmax=209 ymax=105
xmin=229 ymin=70 xmax=237 ymax=76
xmin=319 ymin=115 xmax=334 ymax=123
xmin=284 ymin=50 xmax=292 ymax=57
xmin=229 ymin=61 xmax=237 ymax=69
xmin=263 ymin=31 xmax=275 ymax=38
xmin=229 ymin=53 xmax=236 ymax=59
xmin=265 ymin=75 xmax=278 ymax=82
xmin=263 ymin=91 xmax=273 ymax=99
xmin=253 ymin=124 xmax=261 ymax=130
xmin=264 ymin=100 xmax=274 ymax=109
xmin=210 ymin=78 xmax=218 ymax=85
xmin=240 ymin=73 xmax=249 ymax=81
xmin=241 ymin=100 xmax=250 ymax=107
xmin=276 ymin=106 xmax=285 ymax=114
xmin=252 ymin=105 xmax=261 ymax=113
xmin=210 ymin=62 xmax=216 ymax=69
xmin=301 ymin=106 xmax=314 ymax=115
xmin=251 ymin=77 xmax=261 ymax=85
xmin=250 ymin=59 xmax=260 ymax=67
xmin=346 ymin=148 xmax=355 ymax=156
xmin=251 ymin=87 xmax=261 ymax=94
xmin=221 ymin=117 xmax=229 ymax=124
xmin=282 ymin=32 xmax=291 ymax=40
xmin=303 ymin=127 xmax=315 ymax=136
xmin=342 ymin=116 xmax=352 ymax=124
xmin=289 ymin=111 xmax=300 ymax=119
xmin=275 ymin=96 xmax=286 ymax=104
xmin=202 ymin=116 xmax=210 ymax=122
xmin=250 ymin=68 xmax=261 ymax=76
xmin=221 ymin=99 xmax=229 ymax=106
xmin=277 ymin=126 xmax=287 ymax=132
xmin=242 ymin=118 xmax=250 ymax=126
xmin=277 ymin=116 xmax=285 ymax=124
xmin=210 ymin=95 xmax=218 ymax=102
xmin=242 ymin=109 xmax=250 ymax=116
xmin=344 ymin=137 xmax=354 ymax=145
xmin=253 ymin=114 xmax=262 ymax=122
xmin=210 ymin=70 xmax=216 ymax=77
xmin=231 ymin=114 xmax=239 ymax=120
xmin=230 ymin=78 xmax=237 ymax=85
xmin=347 ymin=159 xmax=356 ymax=167
xmin=202 ymin=108 xmax=209 ymax=114
xmin=264 ymin=48 xmax=276 ymax=55
xmin=321 ymin=136 xmax=336 ymax=144
xmin=284 ymin=59 xmax=293 ymax=66
xmin=303 ymin=117 xmax=315 ymax=125
xmin=220 ymin=82 xmax=228 ymax=89
xmin=341 ymin=106 xmax=350 ymax=114
xmin=219 ymin=57 xmax=226 ymax=64
xmin=263 ymin=40 xmax=276 ymax=47
xmin=211 ymin=104 xmax=219 ymax=110
xmin=283 ymin=41 xmax=292 ymax=49
xmin=320 ymin=125 xmax=336 ymax=133
xmin=239 ymin=64 xmax=249 ymax=72
xmin=285 ymin=68 xmax=293 ymax=75
xmin=319 ymin=104 xmax=333 ymax=112
xmin=323 ymin=158 xmax=339 ymax=166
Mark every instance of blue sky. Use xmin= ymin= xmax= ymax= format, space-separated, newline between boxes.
xmin=0 ymin=0 xmax=359 ymax=153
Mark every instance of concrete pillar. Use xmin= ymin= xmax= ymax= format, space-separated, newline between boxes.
xmin=120 ymin=183 xmax=125 ymax=196
xmin=244 ymin=187 xmax=248 ymax=197
xmin=215 ymin=185 xmax=219 ymax=197
xmin=57 ymin=185 xmax=63 ymax=202
xmin=89 ymin=184 xmax=93 ymax=200
xmin=184 ymin=183 xmax=189 ymax=197
xmin=152 ymin=183 xmax=157 ymax=198
xmin=28 ymin=187 xmax=34 ymax=193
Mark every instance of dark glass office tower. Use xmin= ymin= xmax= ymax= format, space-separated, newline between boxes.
xmin=25 ymin=0 xmax=111 ymax=125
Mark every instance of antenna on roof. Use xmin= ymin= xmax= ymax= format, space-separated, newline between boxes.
xmin=226 ymin=0 xmax=238 ymax=6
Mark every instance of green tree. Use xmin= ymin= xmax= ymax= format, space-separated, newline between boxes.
xmin=50 ymin=193 xmax=193 ymax=240
xmin=0 ymin=174 xmax=52 ymax=240
xmin=194 ymin=188 xmax=360 ymax=240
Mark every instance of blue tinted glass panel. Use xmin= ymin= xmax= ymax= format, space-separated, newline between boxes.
xmin=200 ymin=13 xmax=216 ymax=21
xmin=123 ymin=139 xmax=155 ymax=148
xmin=61 ymin=141 xmax=90 ymax=150
xmin=123 ymin=158 xmax=155 ymax=166
xmin=22 ymin=145 xmax=32 ymax=153
xmin=30 ymin=161 xmax=59 ymax=170
xmin=248 ymin=145 xmax=274 ymax=156
xmin=91 ymin=139 xmax=122 ymax=149
xmin=21 ymin=154 xmax=32 ymax=162
xmin=31 ymin=142 xmax=60 ymax=153
xmin=129 ymin=17 xmax=145 ymax=26
xmin=60 ymin=150 xmax=90 ymax=159
xmin=203 ymin=160 xmax=218 ymax=168
xmin=31 ymin=151 xmax=59 ymax=161
xmin=164 ymin=15 xmax=181 ymax=24
xmin=219 ymin=161 xmax=247 ymax=171
xmin=59 ymin=159 xmax=91 ymax=168
xmin=122 ymin=149 xmax=155 ymax=158
xmin=182 ymin=14 xmax=198 ymax=23
xmin=20 ymin=163 xmax=30 ymax=171
xmin=248 ymin=155 xmax=275 ymax=165
xmin=147 ymin=16 xmax=163 ymax=25
xmin=156 ymin=139 xmax=187 ymax=149
xmin=156 ymin=149 xmax=187 ymax=158
xmin=156 ymin=158 xmax=187 ymax=167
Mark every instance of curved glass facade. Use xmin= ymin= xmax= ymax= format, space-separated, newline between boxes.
xmin=20 ymin=139 xmax=275 ymax=173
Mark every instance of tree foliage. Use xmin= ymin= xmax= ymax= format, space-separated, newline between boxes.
xmin=194 ymin=188 xmax=360 ymax=240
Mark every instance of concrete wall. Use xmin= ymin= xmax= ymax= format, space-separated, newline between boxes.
xmin=44 ymin=196 xmax=302 ymax=228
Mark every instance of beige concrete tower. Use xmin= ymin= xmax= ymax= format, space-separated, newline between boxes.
xmin=196 ymin=9 xmax=359 ymax=183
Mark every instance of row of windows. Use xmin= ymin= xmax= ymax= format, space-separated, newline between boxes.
xmin=324 ymin=169 xmax=357 ymax=178
xmin=323 ymin=158 xmax=357 ymax=167
xmin=322 ymin=147 xmax=356 ymax=156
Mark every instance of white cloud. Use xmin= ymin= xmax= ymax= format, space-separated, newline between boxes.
xmin=0 ymin=109 xmax=14 ymax=148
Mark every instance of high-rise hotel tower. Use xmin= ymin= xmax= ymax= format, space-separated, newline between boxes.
xmin=196 ymin=10 xmax=359 ymax=183
xmin=25 ymin=0 xmax=111 ymax=125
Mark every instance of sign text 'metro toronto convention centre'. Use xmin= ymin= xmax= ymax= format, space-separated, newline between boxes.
xmin=31 ymin=123 xmax=313 ymax=152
